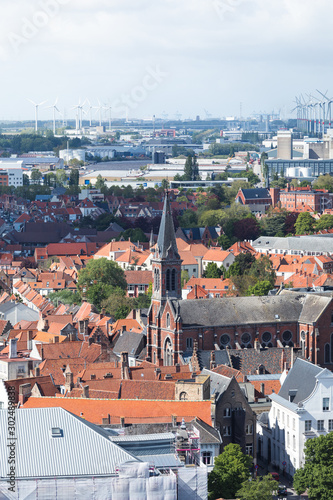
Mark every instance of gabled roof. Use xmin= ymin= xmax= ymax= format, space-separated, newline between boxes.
xmin=240 ymin=188 xmax=271 ymax=200
xmin=22 ymin=398 xmax=212 ymax=425
xmin=0 ymin=407 xmax=137 ymax=478
xmin=278 ymin=358 xmax=324 ymax=404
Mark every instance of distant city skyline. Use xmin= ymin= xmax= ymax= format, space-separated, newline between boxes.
xmin=0 ymin=0 xmax=331 ymax=121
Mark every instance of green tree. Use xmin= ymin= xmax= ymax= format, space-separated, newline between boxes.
xmin=208 ymin=443 xmax=252 ymax=500
xmin=49 ymin=289 xmax=82 ymax=306
xmin=261 ymin=213 xmax=287 ymax=236
xmin=161 ymin=178 xmax=169 ymax=190
xmin=295 ymin=212 xmax=315 ymax=235
xmin=237 ymin=474 xmax=278 ymax=500
xmin=77 ymin=258 xmax=127 ymax=311
xmin=315 ymin=213 xmax=333 ymax=231
xmin=313 ymin=174 xmax=333 ymax=192
xmin=31 ymin=169 xmax=42 ymax=184
xmin=179 ymin=209 xmax=198 ymax=228
xmin=117 ymin=228 xmax=148 ymax=243
xmin=95 ymin=174 xmax=106 ymax=190
xmin=234 ymin=253 xmax=255 ymax=274
xmin=55 ymin=169 xmax=68 ymax=187
xmin=246 ymin=280 xmax=273 ymax=296
xmin=183 ymin=155 xmax=193 ymax=181
xmin=248 ymin=255 xmax=276 ymax=287
xmin=293 ymin=432 xmax=333 ymax=499
xmin=181 ymin=270 xmax=190 ymax=286
xmin=217 ymin=234 xmax=232 ymax=249
xmin=101 ymin=290 xmax=132 ymax=320
xmin=204 ymin=262 xmax=222 ymax=279
xmin=69 ymin=168 xmax=79 ymax=186
xmin=192 ymin=155 xmax=200 ymax=180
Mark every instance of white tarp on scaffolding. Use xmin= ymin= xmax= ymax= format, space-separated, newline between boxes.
xmin=178 ymin=466 xmax=208 ymax=500
xmin=0 ymin=465 xmax=177 ymax=500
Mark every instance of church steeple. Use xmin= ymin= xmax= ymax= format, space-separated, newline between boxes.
xmin=152 ymin=192 xmax=182 ymax=302
xmin=156 ymin=192 xmax=179 ymax=260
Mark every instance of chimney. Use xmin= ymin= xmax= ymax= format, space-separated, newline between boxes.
xmin=64 ymin=366 xmax=74 ymax=391
xmin=19 ymin=383 xmax=31 ymax=405
xmin=120 ymin=416 xmax=125 ymax=427
xmin=260 ymin=382 xmax=265 ymax=395
xmin=9 ymin=338 xmax=18 ymax=359
xmin=254 ymin=338 xmax=260 ymax=351
xmin=210 ymin=351 xmax=216 ymax=370
xmin=90 ymin=374 xmax=96 ymax=380
xmin=82 ymin=385 xmax=89 ymax=398
xmin=120 ymin=352 xmax=130 ymax=380
xmin=35 ymin=366 xmax=40 ymax=377
xmin=175 ymin=363 xmax=180 ymax=373
xmin=27 ymin=330 xmax=34 ymax=350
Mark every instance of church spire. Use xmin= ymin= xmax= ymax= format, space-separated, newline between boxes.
xmin=156 ymin=192 xmax=179 ymax=259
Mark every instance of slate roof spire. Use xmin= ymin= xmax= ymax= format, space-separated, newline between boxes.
xmin=156 ymin=192 xmax=179 ymax=259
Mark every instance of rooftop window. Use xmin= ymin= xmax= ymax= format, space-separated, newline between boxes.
xmin=50 ymin=427 xmax=63 ymax=438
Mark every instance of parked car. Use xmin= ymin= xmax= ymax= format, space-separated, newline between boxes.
xmin=277 ymin=484 xmax=288 ymax=497
xmin=269 ymin=471 xmax=280 ymax=481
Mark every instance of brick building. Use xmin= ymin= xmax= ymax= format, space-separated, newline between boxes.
xmin=147 ymin=193 xmax=333 ymax=370
xmin=279 ymin=184 xmax=333 ymax=213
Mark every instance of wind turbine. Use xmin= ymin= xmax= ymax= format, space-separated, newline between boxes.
xmin=94 ymin=100 xmax=103 ymax=127
xmin=103 ymin=103 xmax=112 ymax=130
xmin=72 ymin=99 xmax=85 ymax=131
xmin=27 ymin=99 xmax=47 ymax=132
xmin=85 ymin=99 xmax=93 ymax=127
xmin=46 ymin=98 xmax=60 ymax=134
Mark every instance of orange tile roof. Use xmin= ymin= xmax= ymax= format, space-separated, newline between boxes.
xmin=22 ymin=397 xmax=212 ymax=425
xmin=249 ymin=379 xmax=281 ymax=398
xmin=203 ymin=248 xmax=233 ymax=262
xmin=179 ymin=250 xmax=198 ymax=266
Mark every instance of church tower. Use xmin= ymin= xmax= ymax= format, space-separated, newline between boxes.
xmin=152 ymin=191 xmax=182 ymax=304
xmin=148 ymin=192 xmax=182 ymax=365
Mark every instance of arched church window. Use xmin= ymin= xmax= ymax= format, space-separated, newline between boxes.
xmin=171 ymin=269 xmax=176 ymax=291
xmin=164 ymin=338 xmax=173 ymax=366
xmin=154 ymin=269 xmax=160 ymax=291
xmin=166 ymin=269 xmax=171 ymax=291
xmin=324 ymin=343 xmax=330 ymax=364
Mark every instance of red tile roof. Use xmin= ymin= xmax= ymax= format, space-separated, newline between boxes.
xmin=22 ymin=397 xmax=212 ymax=425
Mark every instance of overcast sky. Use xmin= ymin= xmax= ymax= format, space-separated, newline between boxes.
xmin=0 ymin=0 xmax=331 ymax=122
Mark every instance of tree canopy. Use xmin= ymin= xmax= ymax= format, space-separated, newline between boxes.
xmin=77 ymin=258 xmax=127 ymax=311
xmin=236 ymin=474 xmax=278 ymax=500
xmin=293 ymin=432 xmax=333 ymax=499
xmin=295 ymin=212 xmax=315 ymax=235
xmin=208 ymin=443 xmax=252 ymax=500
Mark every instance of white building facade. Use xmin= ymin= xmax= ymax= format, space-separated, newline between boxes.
xmin=258 ymin=358 xmax=333 ymax=478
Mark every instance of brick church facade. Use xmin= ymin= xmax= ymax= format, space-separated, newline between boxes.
xmin=147 ymin=193 xmax=333 ymax=369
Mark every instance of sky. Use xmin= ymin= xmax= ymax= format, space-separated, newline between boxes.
xmin=0 ymin=0 xmax=332 ymax=122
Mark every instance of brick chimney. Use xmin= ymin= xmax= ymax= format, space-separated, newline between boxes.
xmin=19 ymin=383 xmax=31 ymax=405
xmin=260 ymin=383 xmax=265 ymax=396
xmin=120 ymin=352 xmax=130 ymax=380
xmin=82 ymin=385 xmax=89 ymax=398
xmin=254 ymin=338 xmax=260 ymax=351
xmin=27 ymin=330 xmax=34 ymax=350
xmin=9 ymin=338 xmax=18 ymax=359
xmin=35 ymin=366 xmax=40 ymax=377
